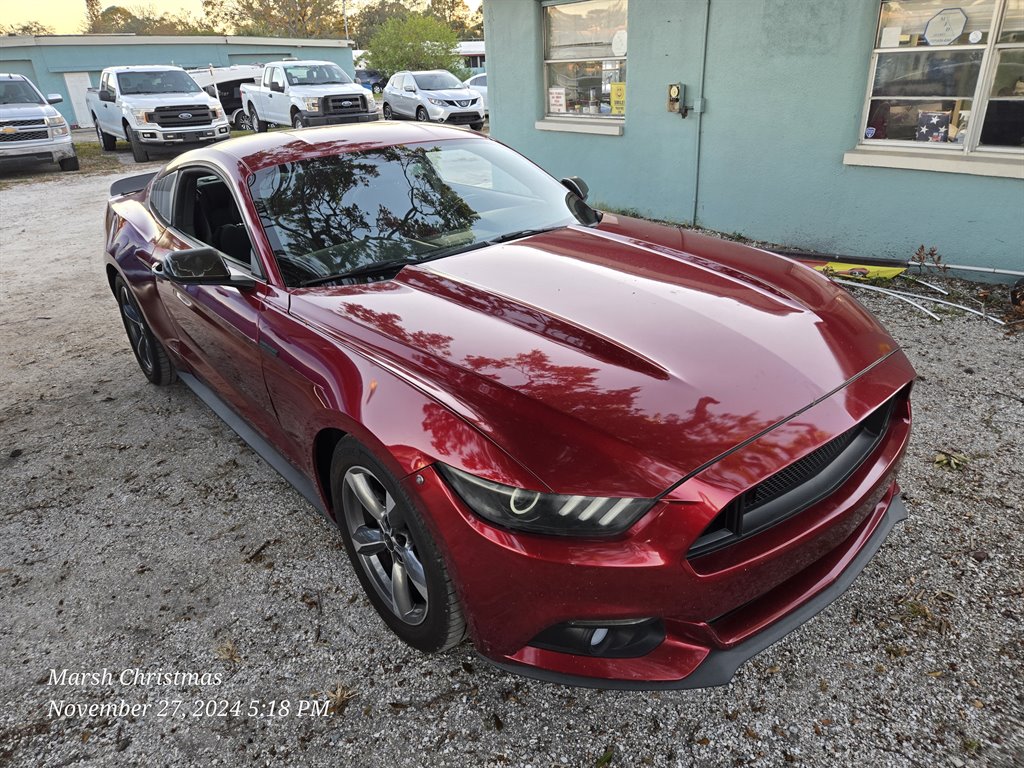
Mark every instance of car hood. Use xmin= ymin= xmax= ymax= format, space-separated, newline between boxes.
xmin=421 ymin=88 xmax=479 ymax=101
xmin=118 ymin=93 xmax=220 ymax=109
xmin=287 ymin=84 xmax=367 ymax=98
xmin=291 ymin=225 xmax=903 ymax=497
xmin=0 ymin=103 xmax=58 ymax=119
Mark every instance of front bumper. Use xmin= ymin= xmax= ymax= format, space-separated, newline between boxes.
xmin=0 ymin=133 xmax=76 ymax=164
xmin=301 ymin=111 xmax=380 ymax=126
xmin=136 ymin=124 xmax=231 ymax=145
xmin=425 ymin=103 xmax=485 ymax=125
xmin=403 ymin=355 xmax=914 ymax=688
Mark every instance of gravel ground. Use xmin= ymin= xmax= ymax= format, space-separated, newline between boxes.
xmin=0 ymin=171 xmax=1021 ymax=768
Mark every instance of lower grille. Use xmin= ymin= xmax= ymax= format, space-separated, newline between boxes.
xmin=688 ymin=397 xmax=897 ymax=559
xmin=444 ymin=112 xmax=480 ymax=125
xmin=325 ymin=94 xmax=367 ymax=114
xmin=0 ymin=130 xmax=48 ymax=142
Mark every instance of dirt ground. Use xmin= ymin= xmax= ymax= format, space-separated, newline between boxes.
xmin=0 ymin=170 xmax=1021 ymax=768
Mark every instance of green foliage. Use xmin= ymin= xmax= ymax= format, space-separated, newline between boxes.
xmin=202 ymin=0 xmax=340 ymax=38
xmin=0 ymin=21 xmax=55 ymax=35
xmin=85 ymin=5 xmax=218 ymax=35
xmin=368 ymin=14 xmax=464 ymax=77
xmin=350 ymin=0 xmax=419 ymax=48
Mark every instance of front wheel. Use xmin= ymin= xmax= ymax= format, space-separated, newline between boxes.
xmin=372 ymin=84 xmax=383 ymax=95
xmin=292 ymin=112 xmax=306 ymax=129
xmin=58 ymin=155 xmax=79 ymax=172
xmin=128 ymin=129 xmax=149 ymax=163
xmin=469 ymin=121 xmax=484 ymax=131
xmin=233 ymin=110 xmax=253 ymax=131
xmin=331 ymin=438 xmax=465 ymax=653
xmin=415 ymin=107 xmax=429 ymax=122
xmin=382 ymin=102 xmax=393 ymax=120
xmin=114 ymin=276 xmax=176 ymax=386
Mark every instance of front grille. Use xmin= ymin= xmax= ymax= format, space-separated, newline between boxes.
xmin=324 ymin=94 xmax=367 ymax=115
xmin=0 ymin=130 xmax=48 ymax=142
xmin=147 ymin=104 xmax=213 ymax=128
xmin=444 ymin=98 xmax=476 ymax=108
xmin=0 ymin=119 xmax=45 ymax=128
xmin=444 ymin=112 xmax=480 ymax=125
xmin=687 ymin=397 xmax=897 ymax=559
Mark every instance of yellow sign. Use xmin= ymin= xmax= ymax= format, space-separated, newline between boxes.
xmin=610 ymin=83 xmax=625 ymax=116
xmin=811 ymin=261 xmax=906 ymax=280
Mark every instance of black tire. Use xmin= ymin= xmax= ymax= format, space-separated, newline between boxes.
xmin=94 ymin=116 xmax=116 ymax=150
xmin=127 ymin=128 xmax=149 ymax=163
xmin=331 ymin=437 xmax=465 ymax=653
xmin=382 ymin=102 xmax=393 ymax=120
xmin=415 ymin=106 xmax=429 ymax=122
xmin=58 ymin=155 xmax=80 ymax=172
xmin=372 ymin=83 xmax=383 ymax=95
xmin=113 ymin=276 xmax=176 ymax=386
xmin=233 ymin=110 xmax=253 ymax=131
xmin=470 ymin=121 xmax=484 ymax=131
xmin=291 ymin=111 xmax=305 ymax=129
xmin=249 ymin=103 xmax=268 ymax=133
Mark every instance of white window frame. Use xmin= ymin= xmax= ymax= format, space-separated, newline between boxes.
xmin=535 ymin=0 xmax=627 ymax=136
xmin=845 ymin=0 xmax=1024 ymax=178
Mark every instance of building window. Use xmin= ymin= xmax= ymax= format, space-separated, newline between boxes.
xmin=862 ymin=0 xmax=1023 ymax=151
xmin=543 ymin=0 xmax=627 ymax=119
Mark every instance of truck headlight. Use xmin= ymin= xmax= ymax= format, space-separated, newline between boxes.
xmin=437 ymin=464 xmax=653 ymax=537
xmin=45 ymin=115 xmax=69 ymax=136
xmin=130 ymin=109 xmax=151 ymax=124
xmin=211 ymin=106 xmax=223 ymax=120
xmin=303 ymin=97 xmax=320 ymax=112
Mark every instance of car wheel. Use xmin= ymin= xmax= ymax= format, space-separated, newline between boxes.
xmin=470 ymin=121 xmax=484 ymax=131
xmin=249 ymin=103 xmax=268 ymax=133
xmin=113 ymin=276 xmax=176 ymax=386
xmin=382 ymin=102 xmax=393 ymax=120
xmin=372 ymin=83 xmax=383 ymax=94
xmin=128 ymin=128 xmax=149 ymax=163
xmin=234 ymin=111 xmax=253 ymax=131
xmin=58 ymin=155 xmax=80 ymax=172
xmin=94 ymin=117 xmax=116 ymax=150
xmin=415 ymin=107 xmax=429 ymax=122
xmin=331 ymin=438 xmax=465 ymax=653
xmin=292 ymin=112 xmax=305 ymax=129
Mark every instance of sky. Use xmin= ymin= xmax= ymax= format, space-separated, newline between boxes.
xmin=0 ymin=0 xmax=482 ymax=35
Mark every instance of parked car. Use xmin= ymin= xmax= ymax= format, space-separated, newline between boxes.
xmin=463 ymin=72 xmax=488 ymax=113
xmin=189 ymin=65 xmax=263 ymax=131
xmin=86 ymin=65 xmax=231 ymax=163
xmin=0 ymin=73 xmax=78 ymax=172
xmin=355 ymin=68 xmax=388 ymax=94
xmin=102 ymin=123 xmax=914 ymax=689
xmin=382 ymin=70 xmax=485 ymax=129
xmin=240 ymin=60 xmax=378 ymax=131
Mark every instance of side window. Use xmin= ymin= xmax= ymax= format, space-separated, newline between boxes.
xmin=270 ymin=68 xmax=286 ymax=90
xmin=149 ymin=172 xmax=176 ymax=224
xmin=477 ymin=75 xmax=487 ymax=86
xmin=171 ymin=169 xmax=259 ymax=275
xmin=262 ymin=68 xmax=273 ymax=87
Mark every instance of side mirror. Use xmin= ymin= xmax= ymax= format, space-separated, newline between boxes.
xmin=561 ymin=176 xmax=589 ymax=201
xmin=270 ymin=81 xmax=284 ymax=93
xmin=99 ymin=89 xmax=115 ymax=103
xmin=160 ymin=247 xmax=255 ymax=289
xmin=46 ymin=93 xmax=63 ymax=105
xmin=203 ymin=85 xmax=217 ymax=97
xmin=403 ymin=84 xmax=416 ymax=92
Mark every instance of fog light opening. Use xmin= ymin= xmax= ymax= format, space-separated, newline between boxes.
xmin=529 ymin=618 xmax=665 ymax=659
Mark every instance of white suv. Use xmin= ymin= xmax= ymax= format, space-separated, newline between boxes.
xmin=0 ymin=74 xmax=78 ymax=172
xmin=382 ymin=70 xmax=485 ymax=130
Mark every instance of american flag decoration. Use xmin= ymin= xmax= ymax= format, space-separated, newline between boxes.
xmin=917 ymin=111 xmax=951 ymax=142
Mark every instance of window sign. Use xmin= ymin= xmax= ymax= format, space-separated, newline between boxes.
xmin=862 ymin=0 xmax=1024 ymax=151
xmin=610 ymin=82 xmax=626 ymax=115
xmin=548 ymin=87 xmax=567 ymax=113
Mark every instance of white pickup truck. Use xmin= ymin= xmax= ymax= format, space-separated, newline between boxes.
xmin=86 ymin=66 xmax=231 ymax=163
xmin=240 ymin=60 xmax=379 ymax=131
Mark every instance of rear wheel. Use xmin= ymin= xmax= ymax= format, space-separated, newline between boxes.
xmin=331 ymin=438 xmax=465 ymax=653
xmin=382 ymin=102 xmax=393 ymax=120
xmin=114 ymin=276 xmax=176 ymax=386
xmin=94 ymin=117 xmax=116 ymax=150
xmin=58 ymin=155 xmax=79 ymax=172
xmin=415 ymin=107 xmax=429 ymax=122
xmin=233 ymin=110 xmax=252 ymax=131
xmin=372 ymin=83 xmax=383 ymax=95
xmin=127 ymin=128 xmax=149 ymax=163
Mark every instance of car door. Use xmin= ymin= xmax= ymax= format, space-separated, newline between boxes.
xmin=387 ymin=74 xmax=405 ymax=116
xmin=152 ymin=163 xmax=282 ymax=436
xmin=400 ymin=74 xmax=419 ymax=116
xmin=97 ymin=72 xmax=118 ymax=135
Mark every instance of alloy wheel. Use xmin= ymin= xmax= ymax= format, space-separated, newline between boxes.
xmin=118 ymin=284 xmax=154 ymax=376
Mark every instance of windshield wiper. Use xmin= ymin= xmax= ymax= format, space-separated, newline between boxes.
xmin=299 ymin=257 xmax=415 ymax=287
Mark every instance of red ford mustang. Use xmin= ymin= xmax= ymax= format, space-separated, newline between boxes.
xmin=103 ymin=123 xmax=914 ymax=688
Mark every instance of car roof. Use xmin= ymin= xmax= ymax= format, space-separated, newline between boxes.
xmin=165 ymin=122 xmax=488 ymax=175
xmin=105 ymin=65 xmax=186 ymax=73
xmin=0 ymin=73 xmax=29 ymax=81
xmin=265 ymin=60 xmax=337 ymax=67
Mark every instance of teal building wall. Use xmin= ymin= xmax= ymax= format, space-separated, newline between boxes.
xmin=484 ymin=1 xmax=1024 ymax=272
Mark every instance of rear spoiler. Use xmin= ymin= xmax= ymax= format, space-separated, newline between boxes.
xmin=110 ymin=172 xmax=157 ymax=199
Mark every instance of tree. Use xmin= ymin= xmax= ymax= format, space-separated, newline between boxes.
xmin=83 ymin=5 xmax=218 ymax=35
xmin=203 ymin=0 xmax=340 ymax=38
xmin=1 ymin=21 xmax=55 ymax=35
xmin=427 ymin=0 xmax=470 ymax=37
xmin=349 ymin=0 xmax=421 ymax=48
xmin=367 ymin=14 xmax=463 ymax=76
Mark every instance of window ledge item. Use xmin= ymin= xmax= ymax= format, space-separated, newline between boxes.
xmin=535 ymin=118 xmax=624 ymax=136
xmin=843 ymin=146 xmax=1024 ymax=179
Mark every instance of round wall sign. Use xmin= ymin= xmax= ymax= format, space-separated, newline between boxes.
xmin=612 ymin=29 xmax=627 ymax=57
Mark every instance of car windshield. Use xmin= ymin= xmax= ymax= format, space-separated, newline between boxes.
xmin=117 ymin=71 xmax=202 ymax=95
xmin=413 ymin=72 xmax=464 ymax=90
xmin=251 ymin=139 xmax=599 ymax=287
xmin=284 ymin=64 xmax=353 ymax=85
xmin=0 ymin=80 xmax=45 ymax=105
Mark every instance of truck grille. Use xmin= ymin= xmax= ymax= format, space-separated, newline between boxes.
xmin=0 ymin=118 xmax=46 ymax=128
xmin=146 ymin=105 xmax=214 ymax=128
xmin=0 ymin=129 xmax=48 ymax=142
xmin=324 ymin=94 xmax=367 ymax=115
xmin=687 ymin=397 xmax=897 ymax=559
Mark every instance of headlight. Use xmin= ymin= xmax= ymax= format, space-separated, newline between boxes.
xmin=130 ymin=108 xmax=151 ymax=124
xmin=427 ymin=98 xmax=446 ymax=107
xmin=211 ymin=106 xmax=223 ymax=120
xmin=438 ymin=464 xmax=653 ymax=536
xmin=45 ymin=115 xmax=69 ymax=136
xmin=303 ymin=97 xmax=320 ymax=112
